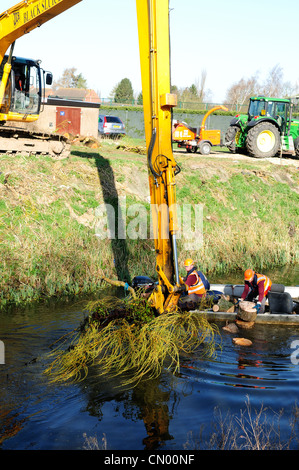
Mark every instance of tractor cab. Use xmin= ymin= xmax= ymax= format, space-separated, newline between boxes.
xmin=248 ymin=97 xmax=291 ymax=134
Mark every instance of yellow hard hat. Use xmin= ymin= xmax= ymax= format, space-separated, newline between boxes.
xmin=244 ymin=269 xmax=254 ymax=282
xmin=184 ymin=258 xmax=194 ymax=267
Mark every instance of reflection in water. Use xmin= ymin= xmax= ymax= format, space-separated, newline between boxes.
xmin=0 ymin=408 xmax=26 ymax=446
xmin=80 ymin=373 xmax=179 ymax=450
xmin=131 ymin=380 xmax=175 ymax=450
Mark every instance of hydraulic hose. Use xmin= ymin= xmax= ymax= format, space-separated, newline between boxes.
xmin=148 ymin=127 xmax=161 ymax=179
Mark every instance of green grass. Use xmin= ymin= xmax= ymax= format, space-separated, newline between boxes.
xmin=0 ymin=141 xmax=298 ymax=308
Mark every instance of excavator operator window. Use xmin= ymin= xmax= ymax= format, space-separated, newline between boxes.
xmin=11 ymin=60 xmax=41 ymax=115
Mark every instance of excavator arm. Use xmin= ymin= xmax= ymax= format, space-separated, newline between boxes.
xmin=136 ymin=0 xmax=184 ymax=313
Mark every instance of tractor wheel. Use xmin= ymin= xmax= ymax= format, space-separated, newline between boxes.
xmin=225 ymin=125 xmax=239 ymax=153
xmin=246 ymin=122 xmax=280 ymax=158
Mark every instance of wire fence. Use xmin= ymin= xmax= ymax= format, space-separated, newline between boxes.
xmin=52 ymin=93 xmax=299 ymax=115
xmin=99 ymin=97 xmax=299 ymax=115
xmin=99 ymin=97 xmax=238 ymax=112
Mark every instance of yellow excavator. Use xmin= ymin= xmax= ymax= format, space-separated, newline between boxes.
xmin=1 ymin=0 xmax=185 ymax=313
xmin=0 ymin=0 xmax=82 ymax=156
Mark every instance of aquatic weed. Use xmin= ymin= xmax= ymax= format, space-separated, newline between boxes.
xmin=44 ymin=296 xmax=220 ymax=387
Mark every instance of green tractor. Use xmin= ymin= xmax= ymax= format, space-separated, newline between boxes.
xmin=225 ymin=96 xmax=299 ymax=158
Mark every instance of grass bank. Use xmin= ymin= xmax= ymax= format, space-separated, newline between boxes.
xmin=0 ymin=136 xmax=298 ymax=308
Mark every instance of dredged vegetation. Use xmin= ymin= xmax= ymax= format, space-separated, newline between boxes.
xmin=44 ymin=294 xmax=220 ymax=386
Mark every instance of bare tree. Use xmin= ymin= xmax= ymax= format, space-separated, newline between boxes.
xmin=225 ymin=74 xmax=259 ymax=111
xmin=196 ymin=69 xmax=213 ymax=102
xmin=225 ymin=64 xmax=299 ymax=110
xmin=197 ymin=69 xmax=207 ymax=101
xmin=261 ymin=64 xmax=284 ymax=97
xmin=173 ymin=70 xmax=213 ymax=106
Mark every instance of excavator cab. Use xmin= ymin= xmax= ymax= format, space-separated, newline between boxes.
xmin=0 ymin=55 xmax=52 ymax=118
xmin=0 ymin=47 xmax=66 ymax=157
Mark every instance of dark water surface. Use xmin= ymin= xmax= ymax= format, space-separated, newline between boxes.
xmin=0 ymin=268 xmax=299 ymax=450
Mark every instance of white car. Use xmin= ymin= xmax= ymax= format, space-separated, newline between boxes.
xmin=98 ymin=115 xmax=126 ymax=137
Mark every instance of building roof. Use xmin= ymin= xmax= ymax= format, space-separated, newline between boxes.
xmin=46 ymin=87 xmax=101 ymax=103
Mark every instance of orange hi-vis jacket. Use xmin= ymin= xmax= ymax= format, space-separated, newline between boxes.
xmin=255 ymin=273 xmax=272 ymax=296
xmin=242 ymin=272 xmax=272 ymax=302
xmin=187 ymin=271 xmax=206 ymax=296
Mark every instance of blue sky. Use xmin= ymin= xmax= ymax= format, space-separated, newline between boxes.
xmin=1 ymin=0 xmax=299 ymax=102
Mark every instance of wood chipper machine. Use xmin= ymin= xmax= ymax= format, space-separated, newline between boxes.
xmin=172 ymin=105 xmax=228 ymax=154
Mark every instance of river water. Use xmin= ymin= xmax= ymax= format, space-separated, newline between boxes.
xmin=0 ymin=268 xmax=299 ymax=451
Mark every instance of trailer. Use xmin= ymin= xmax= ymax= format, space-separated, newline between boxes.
xmin=172 ymin=105 xmax=228 ymax=154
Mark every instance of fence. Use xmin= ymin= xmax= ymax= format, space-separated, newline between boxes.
xmin=52 ymin=93 xmax=299 ymax=116
xmin=99 ymin=97 xmax=240 ymax=112
xmin=50 ymin=92 xmax=299 ymax=114
xmin=100 ymin=108 xmax=232 ymax=140
xmin=99 ymin=97 xmax=299 ymax=115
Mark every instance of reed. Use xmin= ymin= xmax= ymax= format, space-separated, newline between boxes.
xmin=179 ymin=218 xmax=298 ymax=276
xmin=184 ymin=397 xmax=299 ymax=450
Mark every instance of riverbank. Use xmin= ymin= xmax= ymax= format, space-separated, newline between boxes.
xmin=0 ymin=137 xmax=298 ymax=308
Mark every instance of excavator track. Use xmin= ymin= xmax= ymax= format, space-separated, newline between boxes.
xmin=0 ymin=126 xmax=71 ymax=159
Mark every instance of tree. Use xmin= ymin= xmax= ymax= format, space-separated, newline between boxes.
xmin=171 ymin=70 xmax=213 ymax=106
xmin=189 ymin=84 xmax=198 ymax=98
xmin=170 ymin=84 xmax=179 ymax=94
xmin=114 ymin=78 xmax=134 ymax=103
xmin=225 ymin=64 xmax=299 ymax=110
xmin=259 ymin=64 xmax=283 ymax=97
xmin=73 ymin=73 xmax=88 ymax=89
xmin=197 ymin=69 xmax=207 ymax=101
xmin=137 ymin=91 xmax=143 ymax=105
xmin=225 ymin=74 xmax=259 ymax=111
xmin=52 ymin=68 xmax=88 ymax=90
